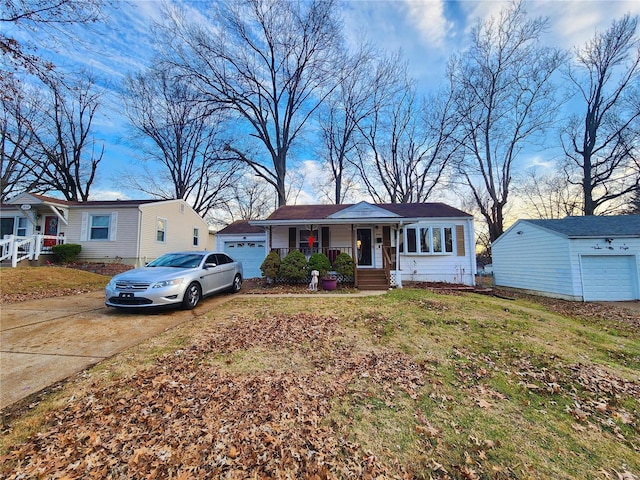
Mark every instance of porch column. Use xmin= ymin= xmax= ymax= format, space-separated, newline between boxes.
xmin=351 ymin=224 xmax=358 ymax=288
xmin=396 ymin=223 xmax=402 ymax=288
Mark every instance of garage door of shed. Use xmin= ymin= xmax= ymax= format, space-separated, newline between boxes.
xmin=581 ymin=255 xmax=639 ymax=301
xmin=224 ymin=241 xmax=265 ymax=279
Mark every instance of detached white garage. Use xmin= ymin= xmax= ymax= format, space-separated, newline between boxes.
xmin=492 ymin=215 xmax=640 ymax=302
xmin=215 ymin=221 xmax=267 ymax=279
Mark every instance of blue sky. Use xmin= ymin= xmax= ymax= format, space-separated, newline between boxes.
xmin=11 ymin=0 xmax=640 ymax=203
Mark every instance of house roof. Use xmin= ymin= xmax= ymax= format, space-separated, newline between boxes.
xmin=217 ymin=220 xmax=264 ymax=235
xmin=4 ymin=192 xmax=168 ymax=208
xmin=253 ymin=202 xmax=472 ymax=226
xmin=520 ymin=215 xmax=640 ymax=238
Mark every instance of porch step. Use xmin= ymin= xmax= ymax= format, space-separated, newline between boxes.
xmin=357 ymin=269 xmax=389 ymax=290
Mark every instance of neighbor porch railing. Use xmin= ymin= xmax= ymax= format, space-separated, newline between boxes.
xmin=0 ymin=234 xmax=66 ymax=267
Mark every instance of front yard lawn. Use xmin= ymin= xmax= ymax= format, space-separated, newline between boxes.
xmin=1 ymin=289 xmax=638 ymax=479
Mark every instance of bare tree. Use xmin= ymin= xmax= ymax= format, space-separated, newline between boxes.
xmin=355 ymin=68 xmax=459 ymax=204
xmin=518 ymin=168 xmax=582 ymax=219
xmin=160 ymin=0 xmax=343 ymax=206
xmin=122 ymin=68 xmax=240 ymax=216
xmin=0 ymin=78 xmax=43 ymax=201
xmin=25 ymin=75 xmax=104 ymax=201
xmin=317 ymin=48 xmax=399 ymax=204
xmin=449 ymin=1 xmax=564 ymax=242
xmin=622 ymin=190 xmax=640 ymax=214
xmin=218 ymin=176 xmax=273 ymax=224
xmin=1 ymin=0 xmax=105 ymax=92
xmin=561 ymin=14 xmax=640 ymax=215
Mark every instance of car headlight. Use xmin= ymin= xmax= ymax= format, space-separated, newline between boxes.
xmin=152 ymin=278 xmax=184 ymax=288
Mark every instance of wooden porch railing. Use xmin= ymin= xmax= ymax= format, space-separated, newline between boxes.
xmin=1 ymin=234 xmax=66 ymax=267
xmin=270 ymin=247 xmax=353 ymax=265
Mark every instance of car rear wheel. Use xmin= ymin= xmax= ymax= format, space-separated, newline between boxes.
xmin=230 ymin=274 xmax=242 ymax=293
xmin=182 ymin=282 xmax=201 ymax=309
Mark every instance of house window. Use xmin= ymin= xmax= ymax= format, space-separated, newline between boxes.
xmin=89 ymin=215 xmax=110 ymax=240
xmin=193 ymin=228 xmax=199 ymax=247
xmin=406 ymin=228 xmax=417 ymax=253
xmin=156 ymin=218 xmax=167 ymax=243
xmin=403 ymin=225 xmax=454 ymax=255
xmin=16 ymin=217 xmax=27 ymax=237
xmin=299 ymin=229 xmax=318 ymax=252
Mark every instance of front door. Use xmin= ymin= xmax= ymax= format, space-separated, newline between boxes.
xmin=44 ymin=216 xmax=58 ymax=247
xmin=356 ymin=228 xmax=373 ymax=267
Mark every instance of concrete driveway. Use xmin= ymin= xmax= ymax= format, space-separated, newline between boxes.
xmin=0 ymin=291 xmax=233 ymax=410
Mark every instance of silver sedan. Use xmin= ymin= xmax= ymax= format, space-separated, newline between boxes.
xmin=105 ymin=251 xmax=243 ymax=310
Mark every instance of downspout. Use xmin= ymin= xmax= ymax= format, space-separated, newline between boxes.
xmin=469 ymin=218 xmax=476 ymax=286
xmin=396 ymin=221 xmax=403 ymax=288
xmin=136 ymin=206 xmax=143 ymax=267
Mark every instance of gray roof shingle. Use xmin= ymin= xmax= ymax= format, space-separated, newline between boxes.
xmin=524 ymin=215 xmax=640 ymax=237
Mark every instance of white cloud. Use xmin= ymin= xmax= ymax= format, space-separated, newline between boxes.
xmin=403 ymin=1 xmax=453 ymax=48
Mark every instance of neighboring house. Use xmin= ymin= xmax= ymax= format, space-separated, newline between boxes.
xmin=215 ymin=220 xmax=267 ymax=279
xmin=492 ymin=215 xmax=640 ymax=301
xmin=0 ymin=193 xmax=210 ymax=267
xmin=250 ymin=201 xmax=476 ymax=289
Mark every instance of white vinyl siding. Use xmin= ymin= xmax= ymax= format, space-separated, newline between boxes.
xmin=138 ymin=200 xmax=209 ymax=262
xmin=493 ymin=223 xmax=574 ymax=297
xmin=493 ymin=221 xmax=640 ymax=301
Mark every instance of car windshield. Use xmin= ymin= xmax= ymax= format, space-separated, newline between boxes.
xmin=147 ymin=253 xmax=204 ymax=268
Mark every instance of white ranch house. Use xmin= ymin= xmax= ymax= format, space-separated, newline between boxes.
xmin=1 ymin=193 xmax=212 ymax=267
xmin=492 ymin=215 xmax=640 ymax=301
xmin=250 ymin=201 xmax=476 ymax=289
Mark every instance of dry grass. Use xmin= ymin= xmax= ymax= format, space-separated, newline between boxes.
xmin=0 ymin=267 xmax=109 ymax=303
xmin=1 ymin=274 xmax=638 ymax=479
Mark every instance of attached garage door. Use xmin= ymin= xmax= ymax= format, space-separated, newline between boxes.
xmin=581 ymin=255 xmax=638 ymax=301
xmin=224 ymin=241 xmax=265 ymax=279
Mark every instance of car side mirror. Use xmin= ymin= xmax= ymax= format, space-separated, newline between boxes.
xmin=205 ymin=262 xmax=217 ymax=269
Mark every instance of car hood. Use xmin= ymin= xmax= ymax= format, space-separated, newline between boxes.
xmin=113 ymin=267 xmax=195 ymax=282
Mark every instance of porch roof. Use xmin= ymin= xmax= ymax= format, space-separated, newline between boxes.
xmin=251 ymin=202 xmax=472 ymax=227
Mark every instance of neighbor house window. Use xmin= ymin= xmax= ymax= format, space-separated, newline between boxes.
xmin=156 ymin=218 xmax=167 ymax=243
xmin=16 ymin=217 xmax=27 ymax=236
xmin=90 ymin=215 xmax=110 ymax=240
xmin=193 ymin=228 xmax=199 ymax=247
xmin=403 ymin=225 xmax=454 ymax=254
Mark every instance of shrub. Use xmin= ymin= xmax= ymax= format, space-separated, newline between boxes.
xmin=279 ymin=250 xmax=308 ymax=283
xmin=52 ymin=243 xmax=81 ymax=263
xmin=307 ymin=252 xmax=332 ymax=278
xmin=333 ymin=252 xmax=355 ymax=277
xmin=260 ymin=251 xmax=281 ymax=280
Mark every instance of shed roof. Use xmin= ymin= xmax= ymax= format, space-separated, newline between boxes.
xmin=523 ymin=215 xmax=640 ymax=238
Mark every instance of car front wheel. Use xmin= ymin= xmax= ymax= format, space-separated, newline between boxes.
xmin=231 ymin=274 xmax=242 ymax=293
xmin=182 ymin=282 xmax=201 ymax=309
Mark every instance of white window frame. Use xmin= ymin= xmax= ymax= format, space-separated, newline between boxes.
xmin=402 ymin=224 xmax=454 ymax=255
xmin=193 ymin=227 xmax=199 ymax=247
xmin=156 ymin=217 xmax=167 ymax=243
xmin=90 ymin=214 xmax=111 ymax=240
xmin=16 ymin=217 xmax=28 ymax=237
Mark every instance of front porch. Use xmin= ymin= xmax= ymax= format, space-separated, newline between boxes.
xmin=268 ymin=245 xmax=397 ymax=290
